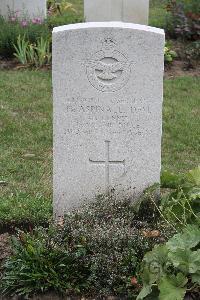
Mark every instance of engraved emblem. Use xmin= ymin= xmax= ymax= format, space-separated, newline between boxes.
xmin=86 ymin=38 xmax=131 ymax=92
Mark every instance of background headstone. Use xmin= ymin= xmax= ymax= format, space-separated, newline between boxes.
xmin=0 ymin=0 xmax=46 ymax=19
xmin=53 ymin=22 xmax=165 ymax=217
xmin=84 ymin=0 xmax=149 ymax=25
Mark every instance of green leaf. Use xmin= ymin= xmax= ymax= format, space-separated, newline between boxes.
xmin=168 ymin=249 xmax=191 ymax=273
xmin=169 ymin=249 xmax=200 ymax=274
xmin=166 ymin=225 xmax=200 ymax=251
xmin=188 ymin=249 xmax=200 ymax=273
xmin=143 ymin=245 xmax=169 ymax=282
xmin=158 ymin=274 xmax=187 ymax=300
xmin=136 ymin=285 xmax=152 ymax=300
xmin=191 ymin=272 xmax=200 ymax=284
xmin=169 ymin=50 xmax=178 ymax=58
xmin=175 ymin=273 xmax=188 ymax=287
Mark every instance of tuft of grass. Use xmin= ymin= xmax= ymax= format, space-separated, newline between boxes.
xmin=0 ymin=70 xmax=199 ymax=225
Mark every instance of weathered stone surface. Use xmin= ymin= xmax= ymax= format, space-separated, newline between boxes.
xmin=0 ymin=0 xmax=46 ymax=19
xmin=84 ymin=0 xmax=149 ymax=25
xmin=53 ymin=22 xmax=164 ymax=217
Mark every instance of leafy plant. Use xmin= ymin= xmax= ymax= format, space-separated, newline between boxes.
xmin=13 ymin=35 xmax=29 ymax=64
xmin=164 ymin=42 xmax=178 ymax=63
xmin=137 ymin=224 xmax=200 ymax=300
xmin=34 ymin=37 xmax=52 ymax=67
xmin=13 ymin=35 xmax=52 ymax=67
xmin=160 ymin=167 xmax=200 ymax=229
xmin=26 ymin=43 xmax=36 ymax=65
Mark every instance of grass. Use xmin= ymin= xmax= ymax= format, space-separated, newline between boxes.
xmin=0 ymin=71 xmax=52 ymax=227
xmin=163 ymin=77 xmax=200 ymax=172
xmin=0 ymin=70 xmax=199 ymax=226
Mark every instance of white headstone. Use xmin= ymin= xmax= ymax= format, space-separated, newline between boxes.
xmin=0 ymin=0 xmax=46 ymax=19
xmin=53 ymin=22 xmax=165 ymax=217
xmin=84 ymin=0 xmax=149 ymax=25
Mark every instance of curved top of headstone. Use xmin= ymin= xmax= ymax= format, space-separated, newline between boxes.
xmin=53 ymin=22 xmax=164 ymax=36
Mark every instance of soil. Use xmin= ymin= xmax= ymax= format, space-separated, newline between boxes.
xmin=164 ymin=59 xmax=200 ymax=79
xmin=0 ymin=58 xmax=18 ymax=70
xmin=0 ymin=233 xmax=11 ymax=264
xmin=0 ymin=58 xmax=51 ymax=71
xmin=164 ymin=39 xmax=200 ymax=78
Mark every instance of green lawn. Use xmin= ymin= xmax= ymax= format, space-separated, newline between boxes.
xmin=0 ymin=70 xmax=199 ymax=226
xmin=163 ymin=77 xmax=200 ymax=171
xmin=0 ymin=71 xmax=52 ymax=226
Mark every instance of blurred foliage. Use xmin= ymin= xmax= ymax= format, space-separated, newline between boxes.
xmin=164 ymin=41 xmax=178 ymax=63
xmin=0 ymin=17 xmax=49 ymax=58
xmin=166 ymin=0 xmax=200 ymax=40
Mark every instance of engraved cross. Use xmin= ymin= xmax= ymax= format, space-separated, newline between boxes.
xmin=89 ymin=140 xmax=125 ymax=193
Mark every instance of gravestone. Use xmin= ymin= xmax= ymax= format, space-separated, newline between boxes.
xmin=53 ymin=22 xmax=164 ymax=217
xmin=0 ymin=0 xmax=46 ymax=19
xmin=84 ymin=0 xmax=149 ymax=25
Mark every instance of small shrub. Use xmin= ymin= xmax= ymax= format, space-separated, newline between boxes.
xmin=0 ymin=193 xmax=172 ymax=298
xmin=185 ymin=41 xmax=200 ymax=67
xmin=166 ymin=0 xmax=200 ymax=40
